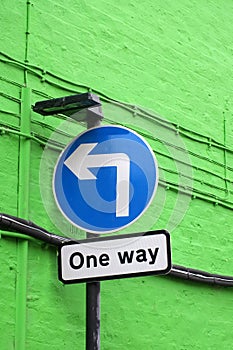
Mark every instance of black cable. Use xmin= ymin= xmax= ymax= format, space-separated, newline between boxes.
xmin=0 ymin=213 xmax=69 ymax=246
xmin=170 ymin=265 xmax=233 ymax=287
xmin=1 ymin=213 xmax=233 ymax=287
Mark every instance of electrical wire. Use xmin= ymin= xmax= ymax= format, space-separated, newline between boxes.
xmin=1 ymin=120 xmax=233 ymax=208
xmin=0 ymin=213 xmax=233 ymax=287
xmin=1 ymin=112 xmax=233 ymax=207
xmin=0 ymin=213 xmax=69 ymax=245
xmin=170 ymin=265 xmax=233 ymax=287
xmin=1 ymin=51 xmax=233 ymax=154
xmin=1 ymin=103 xmax=233 ymax=209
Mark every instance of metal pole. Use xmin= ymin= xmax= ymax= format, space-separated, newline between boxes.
xmin=86 ymin=263 xmax=100 ymax=350
xmin=86 ymin=107 xmax=102 ymax=350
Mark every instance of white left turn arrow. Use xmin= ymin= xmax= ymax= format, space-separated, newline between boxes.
xmin=64 ymin=143 xmax=130 ymax=217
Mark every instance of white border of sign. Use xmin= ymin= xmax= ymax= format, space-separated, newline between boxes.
xmin=58 ymin=230 xmax=171 ymax=284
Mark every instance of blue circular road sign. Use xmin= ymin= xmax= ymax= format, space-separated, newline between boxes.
xmin=53 ymin=125 xmax=158 ymax=233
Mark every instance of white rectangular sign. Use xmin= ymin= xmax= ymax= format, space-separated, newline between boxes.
xmin=58 ymin=230 xmax=171 ymax=284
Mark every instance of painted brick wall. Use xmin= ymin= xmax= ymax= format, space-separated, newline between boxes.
xmin=1 ymin=0 xmax=233 ymax=349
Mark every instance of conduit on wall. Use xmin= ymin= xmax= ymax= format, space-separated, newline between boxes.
xmin=1 ymin=51 xmax=233 ymax=154
xmin=0 ymin=213 xmax=233 ymax=287
xmin=1 ymin=112 xmax=233 ymax=210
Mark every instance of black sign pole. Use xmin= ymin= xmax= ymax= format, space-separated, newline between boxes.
xmin=86 ymin=109 xmax=102 ymax=350
xmin=86 ymin=262 xmax=100 ymax=350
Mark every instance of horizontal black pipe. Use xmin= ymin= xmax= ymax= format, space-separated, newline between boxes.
xmin=0 ymin=213 xmax=69 ymax=245
xmin=170 ymin=265 xmax=233 ymax=287
xmin=1 ymin=213 xmax=233 ymax=287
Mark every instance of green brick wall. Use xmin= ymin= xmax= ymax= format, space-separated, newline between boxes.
xmin=1 ymin=1 xmax=233 ymax=349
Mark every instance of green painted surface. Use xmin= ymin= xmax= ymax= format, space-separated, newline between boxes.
xmin=1 ymin=0 xmax=233 ymax=349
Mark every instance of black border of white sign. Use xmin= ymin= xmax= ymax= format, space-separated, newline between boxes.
xmin=58 ymin=230 xmax=171 ymax=284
